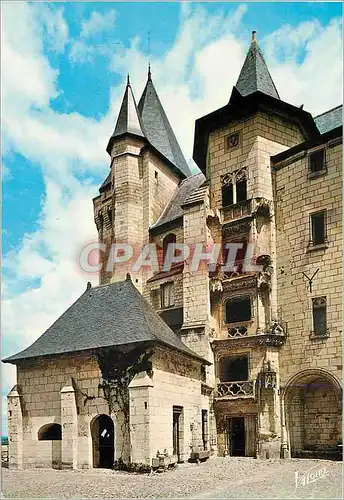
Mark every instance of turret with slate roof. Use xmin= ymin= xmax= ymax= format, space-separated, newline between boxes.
xmin=106 ymin=74 xmax=146 ymax=155
xmin=235 ymin=31 xmax=280 ymax=99
xmin=138 ymin=66 xmax=191 ymax=178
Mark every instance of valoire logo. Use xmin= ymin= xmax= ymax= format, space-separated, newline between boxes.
xmin=295 ymin=465 xmax=329 ymax=488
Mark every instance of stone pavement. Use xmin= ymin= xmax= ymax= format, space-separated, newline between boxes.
xmin=2 ymin=457 xmax=342 ymax=499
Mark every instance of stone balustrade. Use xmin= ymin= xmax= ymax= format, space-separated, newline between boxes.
xmin=222 ymin=199 xmax=252 ymax=222
xmin=216 ymin=380 xmax=255 ymax=399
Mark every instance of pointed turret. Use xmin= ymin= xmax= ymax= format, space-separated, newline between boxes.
xmin=106 ymin=74 xmax=146 ymax=154
xmin=235 ymin=31 xmax=280 ymax=100
xmin=138 ymin=67 xmax=191 ymax=178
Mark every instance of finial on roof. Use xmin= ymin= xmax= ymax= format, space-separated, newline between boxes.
xmin=252 ymin=30 xmax=257 ymax=43
xmin=86 ymin=281 xmax=92 ymax=290
xmin=127 ymin=73 xmax=130 ymax=86
xmin=126 ymin=273 xmax=131 ymax=281
xmin=148 ymin=63 xmax=152 ymax=81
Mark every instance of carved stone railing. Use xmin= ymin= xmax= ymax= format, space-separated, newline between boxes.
xmin=227 ymin=323 xmax=249 ymax=337
xmin=216 ymin=381 xmax=255 ymax=398
xmin=222 ymin=199 xmax=252 ymax=222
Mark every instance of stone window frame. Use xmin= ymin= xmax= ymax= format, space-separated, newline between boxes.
xmin=160 ymin=281 xmax=175 ymax=309
xmin=310 ymin=296 xmax=329 ymax=340
xmin=308 ymin=209 xmax=328 ymax=251
xmin=307 ymin=145 xmax=327 ymax=179
xmin=221 ymin=167 xmax=248 ymax=208
xmin=216 ymin=350 xmax=252 ymax=383
xmin=223 ymin=293 xmax=254 ymax=326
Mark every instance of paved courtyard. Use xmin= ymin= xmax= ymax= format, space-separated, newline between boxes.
xmin=2 ymin=457 xmax=342 ymax=499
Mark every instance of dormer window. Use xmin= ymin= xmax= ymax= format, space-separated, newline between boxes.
xmin=160 ymin=282 xmax=174 ymax=308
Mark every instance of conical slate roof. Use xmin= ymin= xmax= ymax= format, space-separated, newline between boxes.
xmin=106 ymin=75 xmax=146 ymax=154
xmin=138 ymin=68 xmax=191 ymax=178
xmin=3 ymin=278 xmax=208 ymax=364
xmin=235 ymin=31 xmax=280 ymax=100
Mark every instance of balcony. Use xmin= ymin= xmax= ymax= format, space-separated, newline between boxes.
xmin=215 ymin=380 xmax=255 ymax=399
xmin=211 ymin=321 xmax=287 ymax=350
xmin=221 ymin=199 xmax=252 ymax=223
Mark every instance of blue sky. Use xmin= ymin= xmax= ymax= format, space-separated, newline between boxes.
xmin=1 ymin=1 xmax=342 ymax=433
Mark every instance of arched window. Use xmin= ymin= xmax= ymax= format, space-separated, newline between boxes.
xmin=162 ymin=233 xmax=176 ymax=261
xmin=225 ymin=296 xmax=251 ymax=324
xmin=38 ymin=423 xmax=62 ymax=441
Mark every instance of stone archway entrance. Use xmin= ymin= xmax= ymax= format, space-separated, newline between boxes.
xmin=91 ymin=414 xmax=114 ymax=468
xmin=284 ymin=369 xmax=342 ymax=459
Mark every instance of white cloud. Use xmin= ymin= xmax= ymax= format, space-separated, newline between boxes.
xmin=80 ymin=10 xmax=117 ymax=39
xmin=35 ymin=4 xmax=69 ymax=53
xmin=1 ymin=164 xmax=12 ymax=182
xmin=264 ymin=18 xmax=343 ymax=114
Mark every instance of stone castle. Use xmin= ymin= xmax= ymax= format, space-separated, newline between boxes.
xmin=4 ymin=32 xmax=342 ymax=469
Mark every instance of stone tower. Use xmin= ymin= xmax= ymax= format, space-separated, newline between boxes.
xmin=93 ymin=70 xmax=191 ymax=288
xmin=192 ymin=31 xmax=319 ymax=458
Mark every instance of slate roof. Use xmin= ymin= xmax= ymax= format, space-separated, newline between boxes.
xmin=3 ymin=278 xmax=208 ymax=364
xmin=99 ymin=172 xmax=111 ymax=192
xmin=150 ymin=172 xmax=205 ymax=232
xmin=138 ymin=70 xmax=191 ymax=178
xmin=314 ymin=105 xmax=343 ymax=134
xmin=106 ymin=76 xmax=146 ymax=153
xmin=236 ymin=32 xmax=280 ymax=100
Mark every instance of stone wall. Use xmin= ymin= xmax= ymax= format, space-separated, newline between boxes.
xmin=273 ymin=141 xmax=342 ymax=385
xmin=14 ymin=354 xmax=123 ymax=469
xmin=129 ymin=346 xmax=212 ymax=465
xmin=207 ymin=112 xmax=304 ymax=212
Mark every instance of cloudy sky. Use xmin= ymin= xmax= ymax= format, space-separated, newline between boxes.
xmin=1 ymin=1 xmax=342 ymax=433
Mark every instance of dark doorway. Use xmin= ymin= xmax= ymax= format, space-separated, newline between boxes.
xmin=91 ymin=414 xmax=114 ymax=468
xmin=229 ymin=417 xmax=245 ymax=456
xmin=173 ymin=406 xmax=183 ymax=461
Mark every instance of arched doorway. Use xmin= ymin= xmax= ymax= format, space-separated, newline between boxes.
xmin=91 ymin=414 xmax=114 ymax=468
xmin=37 ymin=423 xmax=62 ymax=468
xmin=284 ymin=369 xmax=342 ymax=458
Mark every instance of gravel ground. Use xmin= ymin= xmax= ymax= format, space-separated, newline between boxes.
xmin=1 ymin=457 xmax=342 ymax=499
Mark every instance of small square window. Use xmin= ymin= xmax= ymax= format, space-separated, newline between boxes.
xmin=160 ymin=282 xmax=174 ymax=308
xmin=311 ymin=297 xmax=328 ymax=337
xmin=309 ymin=149 xmax=326 ymax=174
xmin=310 ymin=211 xmax=326 ymax=246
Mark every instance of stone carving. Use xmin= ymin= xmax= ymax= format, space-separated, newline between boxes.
xmin=221 ymin=173 xmax=233 ymax=186
xmin=216 ymin=381 xmax=254 ymax=398
xmin=252 ymin=198 xmax=272 ymax=219
xmin=222 ymin=275 xmax=257 ymax=292
xmin=223 ymin=221 xmax=251 ymax=238
xmin=235 ymin=167 xmax=247 ymax=182
xmin=269 ymin=321 xmax=285 ymax=336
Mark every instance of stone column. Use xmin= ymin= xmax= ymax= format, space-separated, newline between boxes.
xmin=128 ymin=372 xmax=153 ymax=465
xmin=7 ymin=385 xmax=23 ymax=469
xmin=61 ymin=380 xmax=78 ymax=469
